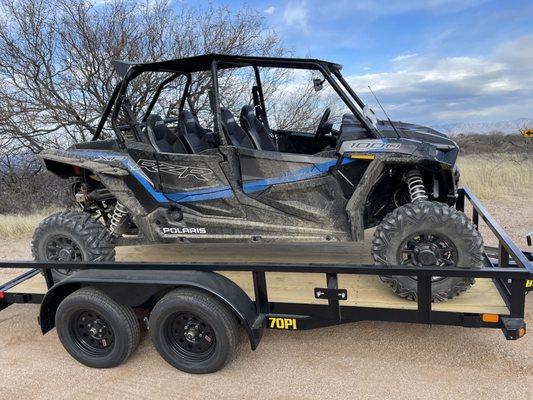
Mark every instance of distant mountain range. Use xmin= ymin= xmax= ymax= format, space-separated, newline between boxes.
xmin=430 ymin=118 xmax=533 ymax=136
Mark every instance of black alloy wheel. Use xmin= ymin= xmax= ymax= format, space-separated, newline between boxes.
xmin=397 ymin=232 xmax=459 ymax=282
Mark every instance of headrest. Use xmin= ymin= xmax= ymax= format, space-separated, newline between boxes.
xmin=220 ymin=107 xmax=237 ymax=125
xmin=146 ymin=114 xmax=171 ymax=141
xmin=180 ymin=110 xmax=199 ymax=130
xmin=241 ymin=105 xmax=255 ymax=118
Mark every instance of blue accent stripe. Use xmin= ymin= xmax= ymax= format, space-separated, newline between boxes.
xmin=242 ymin=159 xmax=347 ymax=194
xmin=64 ymin=150 xmax=349 ymax=203
xmin=165 ymin=187 xmax=234 ymax=202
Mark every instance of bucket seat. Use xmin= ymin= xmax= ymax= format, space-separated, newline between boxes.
xmin=239 ymin=105 xmax=276 ymax=151
xmin=220 ymin=107 xmax=254 ymax=149
xmin=146 ymin=114 xmax=188 ymax=154
xmin=177 ymin=110 xmax=215 ymax=153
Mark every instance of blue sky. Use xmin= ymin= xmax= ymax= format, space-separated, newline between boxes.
xmin=219 ymin=0 xmax=533 ymax=126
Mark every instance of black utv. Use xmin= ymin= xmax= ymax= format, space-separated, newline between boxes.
xmin=32 ymin=54 xmax=483 ymax=301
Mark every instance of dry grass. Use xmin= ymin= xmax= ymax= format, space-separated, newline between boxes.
xmin=0 ymin=210 xmax=57 ymax=239
xmin=458 ymin=154 xmax=533 ymax=200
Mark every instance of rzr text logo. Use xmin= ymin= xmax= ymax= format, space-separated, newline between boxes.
xmin=138 ymin=159 xmax=213 ymax=182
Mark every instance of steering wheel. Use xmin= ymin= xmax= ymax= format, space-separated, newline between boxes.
xmin=314 ymin=107 xmax=332 ymax=141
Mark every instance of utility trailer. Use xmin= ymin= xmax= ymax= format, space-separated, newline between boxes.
xmin=1 ymin=188 xmax=532 ymax=374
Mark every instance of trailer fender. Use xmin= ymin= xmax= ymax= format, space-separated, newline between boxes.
xmin=39 ymin=269 xmax=263 ymax=349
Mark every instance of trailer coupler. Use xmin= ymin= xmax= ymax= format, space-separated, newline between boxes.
xmin=501 ymin=317 xmax=526 ymax=340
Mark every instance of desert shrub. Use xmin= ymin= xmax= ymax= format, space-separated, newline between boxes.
xmin=454 ymin=133 xmax=533 ymax=155
xmin=0 ymin=157 xmax=72 ymax=214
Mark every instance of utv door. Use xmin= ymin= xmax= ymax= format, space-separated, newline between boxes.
xmin=127 ymin=146 xmax=242 ymax=218
xmin=236 ymin=147 xmax=350 ymax=231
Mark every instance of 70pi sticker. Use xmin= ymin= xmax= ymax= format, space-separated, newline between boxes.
xmin=268 ymin=317 xmax=298 ymax=330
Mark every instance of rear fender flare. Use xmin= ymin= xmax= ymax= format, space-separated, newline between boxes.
xmin=39 ymin=269 xmax=262 ymax=349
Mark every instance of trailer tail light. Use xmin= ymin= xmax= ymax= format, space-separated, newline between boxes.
xmin=482 ymin=314 xmax=499 ymax=323
xmin=0 ymin=291 xmax=5 ymax=300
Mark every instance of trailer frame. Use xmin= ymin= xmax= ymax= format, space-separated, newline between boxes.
xmin=1 ymin=187 xmax=532 ymax=353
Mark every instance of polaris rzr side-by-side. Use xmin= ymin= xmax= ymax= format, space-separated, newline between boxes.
xmin=32 ymin=54 xmax=483 ymax=301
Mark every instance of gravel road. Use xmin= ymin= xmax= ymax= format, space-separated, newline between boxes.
xmin=0 ymin=200 xmax=532 ymax=399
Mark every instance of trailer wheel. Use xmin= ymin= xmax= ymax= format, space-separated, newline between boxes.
xmin=372 ymin=201 xmax=484 ymax=302
xmin=55 ymin=287 xmax=140 ymax=368
xmin=149 ymin=288 xmax=239 ymax=374
xmin=32 ymin=211 xmax=115 ymax=283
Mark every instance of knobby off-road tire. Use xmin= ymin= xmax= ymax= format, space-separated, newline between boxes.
xmin=55 ymin=287 xmax=140 ymax=368
xmin=31 ymin=211 xmax=115 ymax=283
xmin=371 ymin=201 xmax=484 ymax=302
xmin=149 ymin=288 xmax=239 ymax=374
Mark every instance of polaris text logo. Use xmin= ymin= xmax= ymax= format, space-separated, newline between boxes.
xmin=138 ymin=159 xmax=213 ymax=182
xmin=162 ymin=227 xmax=207 ymax=234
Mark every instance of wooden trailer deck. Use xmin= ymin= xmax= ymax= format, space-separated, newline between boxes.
xmin=6 ymin=241 xmax=509 ymax=314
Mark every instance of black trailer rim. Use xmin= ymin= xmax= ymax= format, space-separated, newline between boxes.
xmin=70 ymin=310 xmax=115 ymax=356
xmin=165 ymin=313 xmax=216 ymax=361
xmin=397 ymin=232 xmax=458 ymax=282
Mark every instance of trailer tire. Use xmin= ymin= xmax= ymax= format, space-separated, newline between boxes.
xmin=149 ymin=288 xmax=239 ymax=374
xmin=372 ymin=201 xmax=484 ymax=302
xmin=55 ymin=287 xmax=140 ymax=368
xmin=32 ymin=211 xmax=115 ymax=283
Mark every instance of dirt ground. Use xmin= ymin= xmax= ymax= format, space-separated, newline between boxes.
xmin=0 ymin=200 xmax=532 ymax=400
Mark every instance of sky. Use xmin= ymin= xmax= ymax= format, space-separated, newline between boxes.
xmin=219 ymin=0 xmax=533 ymax=126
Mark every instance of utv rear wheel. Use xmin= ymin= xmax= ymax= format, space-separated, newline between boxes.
xmin=149 ymin=288 xmax=239 ymax=374
xmin=32 ymin=211 xmax=115 ymax=283
xmin=55 ymin=287 xmax=140 ymax=368
xmin=371 ymin=201 xmax=484 ymax=302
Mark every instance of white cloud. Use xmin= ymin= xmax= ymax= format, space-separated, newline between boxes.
xmin=344 ymin=35 xmax=533 ymax=123
xmin=264 ymin=6 xmax=275 ymax=15
xmin=391 ymin=53 xmax=418 ymax=62
xmin=283 ymin=1 xmax=310 ymax=33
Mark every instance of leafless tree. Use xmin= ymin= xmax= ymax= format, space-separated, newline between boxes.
xmin=0 ymin=0 xmax=331 ymax=212
xmin=0 ymin=0 xmax=289 ymax=153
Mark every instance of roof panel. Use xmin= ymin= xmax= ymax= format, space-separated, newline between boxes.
xmin=112 ymin=53 xmax=342 ymax=77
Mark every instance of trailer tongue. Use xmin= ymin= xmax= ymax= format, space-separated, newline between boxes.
xmin=1 ymin=188 xmax=532 ymax=373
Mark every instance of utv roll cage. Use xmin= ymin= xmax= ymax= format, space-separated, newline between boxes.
xmin=92 ymin=53 xmax=382 ymax=146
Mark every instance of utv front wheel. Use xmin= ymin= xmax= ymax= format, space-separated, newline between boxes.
xmin=32 ymin=211 xmax=115 ymax=283
xmin=371 ymin=201 xmax=484 ymax=302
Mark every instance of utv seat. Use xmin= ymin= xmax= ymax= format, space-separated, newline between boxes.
xmin=177 ymin=110 xmax=214 ymax=153
xmin=146 ymin=114 xmax=188 ymax=154
xmin=220 ymin=107 xmax=254 ymax=149
xmin=239 ymin=105 xmax=277 ymax=151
